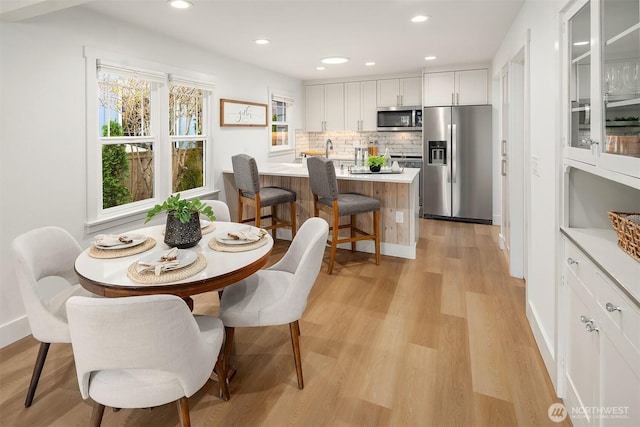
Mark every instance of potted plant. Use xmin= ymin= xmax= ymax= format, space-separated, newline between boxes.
xmin=145 ymin=193 xmax=216 ymax=248
xmin=367 ymin=155 xmax=386 ymax=172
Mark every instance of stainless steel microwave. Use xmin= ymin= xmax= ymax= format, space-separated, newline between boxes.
xmin=376 ymin=106 xmax=422 ymax=131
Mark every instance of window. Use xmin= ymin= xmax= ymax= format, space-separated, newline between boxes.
xmin=85 ymin=50 xmax=215 ymax=227
xmin=270 ymin=92 xmax=294 ymax=152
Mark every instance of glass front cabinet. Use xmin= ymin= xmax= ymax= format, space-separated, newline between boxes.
xmin=565 ymin=0 xmax=640 ymax=178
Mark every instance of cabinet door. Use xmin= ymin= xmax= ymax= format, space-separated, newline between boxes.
xmin=456 ymin=69 xmax=488 ymax=105
xmin=345 ymin=82 xmax=362 ymax=130
xmin=565 ymin=270 xmax=598 ymax=427
xmin=424 ymin=72 xmax=455 ymax=106
xmin=306 ymin=85 xmax=325 ymax=131
xmin=400 ymin=77 xmax=422 ymax=106
xmin=377 ymin=78 xmax=400 ymax=107
xmin=360 ymin=80 xmax=377 ymax=131
xmin=324 ymin=83 xmax=344 ymax=131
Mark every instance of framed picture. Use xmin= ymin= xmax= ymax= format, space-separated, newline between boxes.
xmin=220 ymin=98 xmax=268 ymax=127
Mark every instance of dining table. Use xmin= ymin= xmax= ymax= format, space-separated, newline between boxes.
xmin=74 ymin=221 xmax=274 ymax=310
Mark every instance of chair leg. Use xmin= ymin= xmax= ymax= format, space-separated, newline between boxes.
xmin=270 ymin=206 xmax=277 ymax=239
xmin=89 ymin=401 xmax=106 ymax=427
xmin=216 ymin=350 xmax=230 ymax=401
xmin=222 ymin=327 xmax=235 ymax=389
xmin=289 ymin=321 xmax=304 ymax=389
xmin=237 ymin=191 xmax=244 ymax=223
xmin=328 ymin=212 xmax=339 ymax=275
xmin=350 ymin=214 xmax=356 ymax=251
xmin=373 ymin=210 xmax=381 ymax=265
xmin=176 ymin=396 xmax=190 ymax=427
xmin=290 ymin=201 xmax=297 ymax=238
xmin=24 ymin=342 xmax=50 ymax=407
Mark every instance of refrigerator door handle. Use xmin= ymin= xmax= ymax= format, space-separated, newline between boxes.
xmin=447 ymin=124 xmax=452 ymax=183
xmin=451 ymin=123 xmax=457 ymax=183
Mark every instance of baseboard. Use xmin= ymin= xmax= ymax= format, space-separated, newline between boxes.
xmin=527 ymin=300 xmax=559 ymax=394
xmin=0 ymin=315 xmax=31 ymax=349
xmin=336 ymin=240 xmax=417 ymax=260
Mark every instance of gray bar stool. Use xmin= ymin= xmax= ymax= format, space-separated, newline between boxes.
xmin=231 ymin=154 xmax=297 ymax=239
xmin=307 ymin=156 xmax=381 ymax=274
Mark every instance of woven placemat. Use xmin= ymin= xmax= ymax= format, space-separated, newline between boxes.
xmin=208 ymin=235 xmax=269 ymax=252
xmin=88 ymin=238 xmax=157 ymax=259
xmin=127 ymin=253 xmax=207 ymax=284
xmin=202 ymin=223 xmax=216 ymax=235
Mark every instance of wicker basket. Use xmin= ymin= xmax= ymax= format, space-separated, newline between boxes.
xmin=608 ymin=212 xmax=640 ymax=262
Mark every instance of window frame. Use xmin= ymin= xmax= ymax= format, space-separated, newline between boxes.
xmin=269 ymin=89 xmax=295 ymax=154
xmin=84 ymin=47 xmax=216 ymax=231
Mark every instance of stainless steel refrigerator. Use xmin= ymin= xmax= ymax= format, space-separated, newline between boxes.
xmin=423 ymin=105 xmax=492 ymax=223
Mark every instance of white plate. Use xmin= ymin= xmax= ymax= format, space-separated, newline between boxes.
xmin=200 ymin=219 xmax=211 ymax=229
xmin=215 ymin=231 xmax=261 ymax=245
xmin=138 ymin=249 xmax=197 ymax=270
xmin=96 ymin=235 xmax=147 ymax=250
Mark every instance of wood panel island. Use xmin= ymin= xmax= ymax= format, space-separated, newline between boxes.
xmin=223 ymin=163 xmax=420 ymax=259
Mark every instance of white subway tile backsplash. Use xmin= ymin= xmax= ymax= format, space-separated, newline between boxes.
xmin=295 ymin=130 xmax=422 ymax=158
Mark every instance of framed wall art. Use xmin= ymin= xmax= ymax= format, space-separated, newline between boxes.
xmin=220 ymin=98 xmax=268 ymax=127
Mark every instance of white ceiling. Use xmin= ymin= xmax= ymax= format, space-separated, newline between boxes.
xmin=3 ymin=0 xmax=525 ymax=81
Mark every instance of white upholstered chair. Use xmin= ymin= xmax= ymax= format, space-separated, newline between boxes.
xmin=219 ymin=217 xmax=329 ymax=390
xmin=66 ymin=294 xmax=229 ymax=427
xmin=202 ymin=199 xmax=231 ymax=222
xmin=11 ymin=226 xmax=94 ymax=407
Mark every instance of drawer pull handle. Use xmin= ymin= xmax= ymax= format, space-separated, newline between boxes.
xmin=567 ymin=257 xmax=579 ymax=266
xmin=580 ymin=315 xmax=592 ymax=324
xmin=605 ymin=302 xmax=621 ymax=313
xmin=585 ymin=323 xmax=599 ymax=333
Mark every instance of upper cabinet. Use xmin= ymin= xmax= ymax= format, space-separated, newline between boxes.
xmin=345 ymin=80 xmax=377 ymax=131
xmin=377 ymin=77 xmax=422 ymax=107
xmin=565 ymin=0 xmax=640 ymax=178
xmin=423 ymin=69 xmax=488 ymax=106
xmin=305 ymin=83 xmax=345 ymax=131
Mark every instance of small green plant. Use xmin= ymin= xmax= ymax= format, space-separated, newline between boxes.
xmin=367 ymin=155 xmax=387 ymax=168
xmin=145 ymin=193 xmax=216 ymax=224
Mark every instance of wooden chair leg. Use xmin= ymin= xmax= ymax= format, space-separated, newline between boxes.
xmin=237 ymin=191 xmax=244 ymax=223
xmin=328 ymin=210 xmax=340 ymax=274
xmin=89 ymin=401 xmax=106 ymax=427
xmin=350 ymin=214 xmax=356 ymax=251
xmin=290 ymin=201 xmax=297 ymax=238
xmin=176 ymin=396 xmax=190 ymax=427
xmin=271 ymin=206 xmax=277 ymax=239
xmin=25 ymin=342 xmax=50 ymax=407
xmin=216 ymin=350 xmax=230 ymax=401
xmin=222 ymin=327 xmax=235 ymax=388
xmin=373 ymin=210 xmax=381 ymax=265
xmin=289 ymin=321 xmax=304 ymax=389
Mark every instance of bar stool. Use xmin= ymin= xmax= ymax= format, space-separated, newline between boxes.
xmin=307 ymin=156 xmax=381 ymax=274
xmin=231 ymin=154 xmax=297 ymax=239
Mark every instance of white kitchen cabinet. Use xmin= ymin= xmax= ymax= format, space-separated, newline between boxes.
xmin=345 ymin=80 xmax=377 ymax=131
xmin=376 ymin=77 xmax=421 ymax=107
xmin=305 ymin=83 xmax=344 ymax=131
xmin=423 ymin=69 xmax=488 ymax=106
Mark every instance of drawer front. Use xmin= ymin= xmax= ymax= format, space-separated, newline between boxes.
xmin=596 ymin=271 xmax=640 ymax=352
xmin=564 ymin=238 xmax=597 ymax=293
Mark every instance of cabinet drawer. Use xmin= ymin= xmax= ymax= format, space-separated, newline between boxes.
xmin=595 ymin=271 xmax=640 ymax=351
xmin=564 ymin=238 xmax=597 ymax=291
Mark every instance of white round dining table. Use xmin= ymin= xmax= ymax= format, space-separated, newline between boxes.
xmin=74 ymin=222 xmax=273 ymax=307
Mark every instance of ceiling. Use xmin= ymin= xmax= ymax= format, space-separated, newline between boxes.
xmin=3 ymin=0 xmax=525 ymax=81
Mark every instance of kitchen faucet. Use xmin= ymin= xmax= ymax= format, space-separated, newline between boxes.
xmin=325 ymin=139 xmax=333 ymax=158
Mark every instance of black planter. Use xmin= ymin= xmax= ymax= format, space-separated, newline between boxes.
xmin=369 ymin=165 xmax=381 ymax=173
xmin=164 ymin=211 xmax=202 ymax=248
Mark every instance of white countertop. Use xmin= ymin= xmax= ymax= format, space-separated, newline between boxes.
xmin=223 ymin=163 xmax=420 ymax=184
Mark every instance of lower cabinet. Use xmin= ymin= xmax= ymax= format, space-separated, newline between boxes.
xmin=563 ymin=238 xmax=640 ymax=426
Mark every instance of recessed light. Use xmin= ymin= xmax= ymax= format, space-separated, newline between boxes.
xmin=424 ymin=56 xmax=437 ymax=61
xmin=573 ymin=41 xmax=589 ymax=46
xmin=255 ymin=39 xmax=270 ymax=45
xmin=168 ymin=0 xmax=192 ymax=9
xmin=411 ymin=15 xmax=429 ymax=23
xmin=321 ymin=57 xmax=350 ymax=65
xmin=316 ymin=66 xmax=326 ymax=71
xmin=365 ymin=62 xmax=376 ymax=66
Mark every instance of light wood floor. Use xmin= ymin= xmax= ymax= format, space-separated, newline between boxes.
xmin=0 ymin=219 xmax=571 ymax=426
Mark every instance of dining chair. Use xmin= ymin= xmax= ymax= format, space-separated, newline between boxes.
xmin=231 ymin=153 xmax=297 ymax=239
xmin=202 ymin=199 xmax=231 ymax=222
xmin=11 ymin=225 xmax=94 ymax=407
xmin=307 ymin=156 xmax=381 ymax=274
xmin=219 ymin=217 xmax=329 ymax=390
xmin=66 ymin=294 xmax=229 ymax=427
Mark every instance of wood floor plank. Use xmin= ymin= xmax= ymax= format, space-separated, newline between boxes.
xmin=473 ymin=392 xmax=519 ymax=427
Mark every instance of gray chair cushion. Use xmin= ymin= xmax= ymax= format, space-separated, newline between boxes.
xmin=307 ymin=157 xmax=339 ymax=200
xmin=318 ymin=193 xmax=380 ymax=216
xmin=232 ymin=154 xmax=260 ymax=193
xmin=241 ymin=186 xmax=296 ymax=207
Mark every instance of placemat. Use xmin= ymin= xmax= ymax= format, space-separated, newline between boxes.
xmin=202 ymin=223 xmax=216 ymax=235
xmin=208 ymin=235 xmax=269 ymax=252
xmin=127 ymin=252 xmax=207 ymax=284
xmin=88 ymin=237 xmax=157 ymax=259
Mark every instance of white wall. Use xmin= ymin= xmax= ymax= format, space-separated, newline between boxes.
xmin=0 ymin=7 xmax=302 ymax=347
xmin=491 ymin=0 xmax=564 ymax=391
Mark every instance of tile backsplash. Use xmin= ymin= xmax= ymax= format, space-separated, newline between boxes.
xmin=295 ymin=130 xmax=422 ymax=158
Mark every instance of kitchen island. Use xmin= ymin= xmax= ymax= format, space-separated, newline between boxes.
xmin=223 ymin=163 xmax=420 ymax=259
